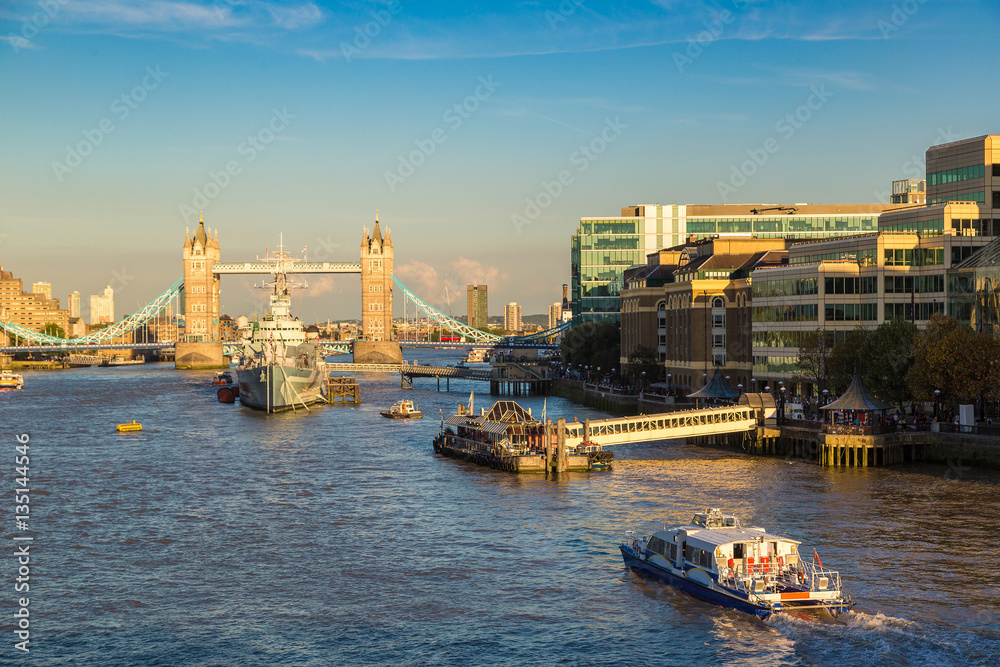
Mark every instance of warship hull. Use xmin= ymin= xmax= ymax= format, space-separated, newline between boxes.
xmin=237 ymin=364 xmax=326 ymax=413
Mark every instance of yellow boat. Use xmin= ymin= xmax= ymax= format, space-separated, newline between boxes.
xmin=0 ymin=370 xmax=24 ymax=390
xmin=116 ymin=420 xmax=142 ymax=432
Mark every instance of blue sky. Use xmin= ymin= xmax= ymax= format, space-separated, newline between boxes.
xmin=1 ymin=0 xmax=998 ymax=319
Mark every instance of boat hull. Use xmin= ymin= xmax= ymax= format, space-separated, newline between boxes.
xmin=237 ymin=364 xmax=325 ymax=413
xmin=621 ymin=545 xmax=772 ymax=619
xmin=381 ymin=412 xmax=423 ymax=419
xmin=621 ymin=546 xmax=852 ymax=619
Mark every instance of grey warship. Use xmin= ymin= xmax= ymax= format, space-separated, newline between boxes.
xmin=236 ymin=241 xmax=327 ymax=413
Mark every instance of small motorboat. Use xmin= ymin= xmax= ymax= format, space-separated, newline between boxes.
xmin=0 ymin=370 xmax=24 ymax=390
xmin=213 ymin=371 xmax=234 ymax=386
xmin=381 ymin=399 xmax=423 ymax=419
xmin=116 ymin=420 xmax=143 ymax=432
xmin=621 ymin=508 xmax=854 ymax=619
xmin=464 ymin=348 xmax=487 ymax=363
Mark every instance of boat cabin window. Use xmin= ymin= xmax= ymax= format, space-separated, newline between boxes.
xmin=647 ymin=536 xmax=669 ymax=557
xmin=692 ymin=512 xmax=738 ymax=528
xmin=684 ymin=545 xmax=714 ymax=568
xmin=733 ymin=543 xmax=744 ymax=559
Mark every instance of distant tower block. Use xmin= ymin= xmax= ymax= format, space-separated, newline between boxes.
xmin=354 ymin=212 xmax=402 ymax=364
xmin=175 ymin=213 xmax=225 ymax=369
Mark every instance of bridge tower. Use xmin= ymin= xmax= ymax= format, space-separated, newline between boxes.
xmin=175 ymin=214 xmax=225 ymax=369
xmin=354 ymin=212 xmax=402 ymax=364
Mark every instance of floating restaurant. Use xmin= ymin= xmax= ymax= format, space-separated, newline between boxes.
xmin=434 ymin=398 xmax=612 ymax=473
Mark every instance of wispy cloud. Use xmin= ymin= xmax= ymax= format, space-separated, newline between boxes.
xmin=61 ymin=0 xmax=240 ymax=29
xmin=397 ymin=257 xmax=508 ymax=311
xmin=0 ymin=0 xmax=935 ymax=60
xmin=0 ymin=35 xmax=38 ymax=49
xmin=4 ymin=0 xmax=322 ymax=36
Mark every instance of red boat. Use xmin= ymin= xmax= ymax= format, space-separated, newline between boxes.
xmin=213 ymin=371 xmax=234 ymax=386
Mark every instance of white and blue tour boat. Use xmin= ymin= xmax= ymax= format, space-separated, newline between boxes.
xmin=621 ymin=508 xmax=854 ymax=619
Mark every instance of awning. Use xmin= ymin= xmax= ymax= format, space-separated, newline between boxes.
xmin=821 ymin=375 xmax=893 ymax=411
xmin=687 ymin=368 xmax=741 ymax=400
xmin=443 ymin=416 xmax=509 ymax=435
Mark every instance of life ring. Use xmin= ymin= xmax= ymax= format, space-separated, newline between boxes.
xmin=798 ymin=569 xmax=805 ymax=584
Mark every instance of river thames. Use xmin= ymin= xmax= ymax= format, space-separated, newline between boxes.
xmin=2 ymin=350 xmax=998 ymax=665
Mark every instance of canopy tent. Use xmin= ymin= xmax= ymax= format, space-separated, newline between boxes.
xmin=820 ymin=375 xmax=893 ymax=412
xmin=687 ymin=368 xmax=741 ymax=401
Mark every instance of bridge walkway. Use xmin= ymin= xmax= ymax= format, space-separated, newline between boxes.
xmin=563 ymin=405 xmax=756 ymax=447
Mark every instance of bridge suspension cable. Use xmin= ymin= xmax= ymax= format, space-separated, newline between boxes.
xmin=0 ymin=278 xmax=184 ymax=346
xmin=391 ymin=277 xmax=572 ymax=344
xmin=392 ymin=277 xmax=502 ymax=342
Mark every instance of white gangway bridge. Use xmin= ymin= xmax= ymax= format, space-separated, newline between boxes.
xmin=560 ymin=405 xmax=759 ymax=448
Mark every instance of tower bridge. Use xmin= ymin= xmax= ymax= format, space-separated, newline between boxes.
xmin=0 ymin=213 xmax=572 ymax=364
xmin=177 ymin=213 xmax=397 ymax=368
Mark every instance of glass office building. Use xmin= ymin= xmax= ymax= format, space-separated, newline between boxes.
xmin=571 ymin=203 xmax=894 ymax=323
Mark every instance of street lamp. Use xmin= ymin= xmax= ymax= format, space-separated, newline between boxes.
xmin=934 ymin=389 xmax=941 ymax=421
xmin=751 ymin=377 xmax=757 ymax=393
xmin=780 ymin=385 xmax=786 ymax=422
xmin=667 ymin=373 xmax=672 ymax=396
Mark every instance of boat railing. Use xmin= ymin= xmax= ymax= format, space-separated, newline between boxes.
xmin=800 ymin=560 xmax=842 ymax=592
xmin=719 ymin=560 xmax=841 ymax=595
xmin=438 ymin=434 xmax=540 ymax=458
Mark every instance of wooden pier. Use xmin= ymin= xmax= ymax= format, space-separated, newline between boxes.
xmin=325 ymin=376 xmax=361 ymax=404
xmin=489 ymin=361 xmax=551 ymax=396
xmin=400 ymin=363 xmax=492 ymax=390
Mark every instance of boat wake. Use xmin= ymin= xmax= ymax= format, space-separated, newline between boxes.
xmin=767 ymin=610 xmax=992 ymax=666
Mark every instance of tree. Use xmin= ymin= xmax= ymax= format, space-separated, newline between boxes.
xmin=625 ymin=345 xmax=660 ymax=386
xmin=795 ymin=329 xmax=834 ymax=391
xmin=42 ymin=322 xmax=66 ymax=339
xmin=560 ymin=321 xmax=620 ymax=372
xmin=908 ymin=314 xmax=987 ymax=409
xmin=860 ymin=319 xmax=919 ymax=409
xmin=827 ymin=327 xmax=868 ymax=394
